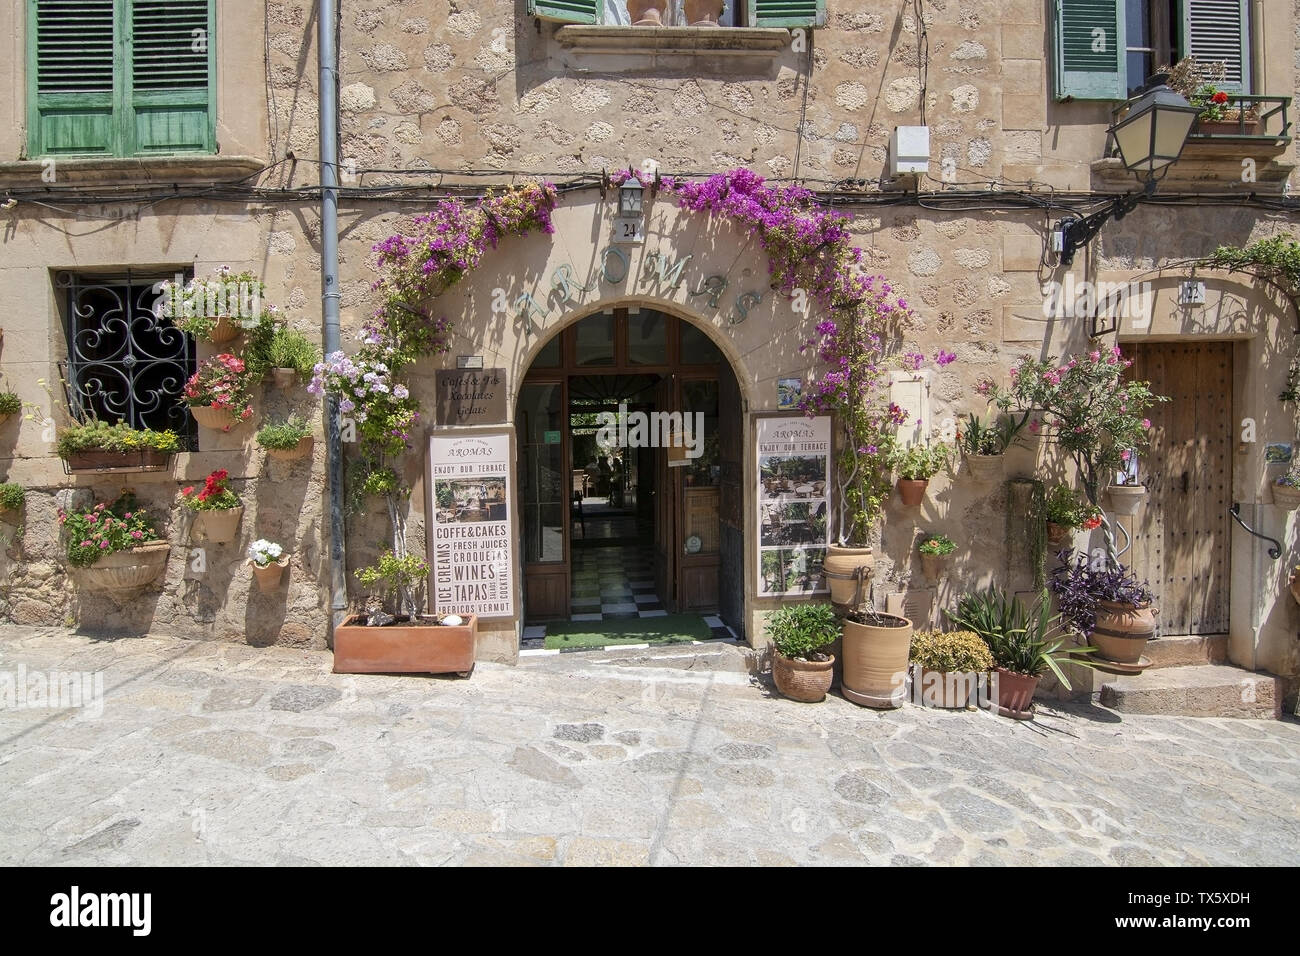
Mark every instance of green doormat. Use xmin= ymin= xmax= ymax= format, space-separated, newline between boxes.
xmin=543 ymin=615 xmax=712 ymax=650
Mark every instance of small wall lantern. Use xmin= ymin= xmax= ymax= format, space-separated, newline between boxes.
xmin=618 ymin=177 xmax=644 ymax=217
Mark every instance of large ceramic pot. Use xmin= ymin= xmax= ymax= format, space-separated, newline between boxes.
xmin=207 ymin=314 xmax=241 ymax=344
xmin=771 ymin=651 xmax=835 ymax=703
xmin=1272 ymin=483 xmax=1300 ymax=509
xmin=265 ymin=436 xmax=314 ymax=462
xmin=841 ymin=612 xmax=913 ymax=708
xmin=194 ymin=506 xmax=244 ymax=544
xmin=627 ymin=0 xmax=669 ymax=25
xmin=684 ymin=0 xmax=722 ymax=25
xmin=1107 ymin=485 xmax=1147 ymax=515
xmin=333 ymin=614 xmax=478 ymax=677
xmin=823 ymin=544 xmax=873 ymax=608
xmin=896 ymin=479 xmax=928 ymax=506
xmin=64 ymin=449 xmax=172 ymax=473
xmin=1091 ymin=600 xmax=1157 ymax=664
xmin=993 ymin=667 xmax=1038 ymax=719
xmin=71 ymin=542 xmax=170 ymax=592
xmin=913 ymin=666 xmax=977 ymax=709
xmin=190 ymin=404 xmax=238 ymax=430
xmin=250 ymin=556 xmax=289 ymax=592
xmin=964 ymin=454 xmax=1003 ymax=482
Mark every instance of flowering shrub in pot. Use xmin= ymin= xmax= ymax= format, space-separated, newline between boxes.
xmin=184 ymin=353 xmax=256 ymax=431
xmin=180 ymin=469 xmax=243 ymax=544
xmin=764 ymin=602 xmax=839 ymax=703
xmin=58 ymin=493 xmax=169 ymax=592
xmin=1043 ymin=483 xmax=1102 ymax=545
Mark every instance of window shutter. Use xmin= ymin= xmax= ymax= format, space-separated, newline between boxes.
xmin=28 ymin=0 xmax=119 ymax=155
xmin=749 ymin=0 xmax=826 ymax=27
xmin=1181 ymin=0 xmax=1251 ymax=93
xmin=129 ymin=0 xmax=214 ymax=153
xmin=1052 ymin=0 xmax=1127 ymax=101
xmin=527 ymin=0 xmax=601 ymax=23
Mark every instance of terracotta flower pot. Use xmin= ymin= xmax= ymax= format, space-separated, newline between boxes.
xmin=896 ymin=478 xmax=928 ymax=507
xmin=71 ymin=542 xmax=170 ymax=592
xmin=823 ymin=544 xmax=873 ymax=608
xmin=333 ymin=614 xmax=478 ymax=676
xmin=913 ymin=666 xmax=977 ymax=708
xmin=250 ymin=556 xmax=289 ymax=592
xmin=1107 ymin=485 xmax=1147 ymax=515
xmin=194 ymin=506 xmax=243 ymax=544
xmin=919 ymin=551 xmax=947 ymax=581
xmin=207 ymin=314 xmax=241 ymax=344
xmin=964 ymin=453 xmax=1003 ymax=482
xmin=841 ymin=612 xmax=913 ymax=708
xmin=993 ymin=667 xmax=1038 ymax=719
xmin=627 ymin=0 xmax=669 ymax=25
xmin=1092 ymin=600 xmax=1157 ymax=664
xmin=1272 ymin=483 xmax=1300 ymax=509
xmin=265 ymin=435 xmax=314 ymax=461
xmin=190 ymin=404 xmax=239 ymax=430
xmin=1046 ymin=521 xmax=1074 ymax=547
xmin=771 ymin=651 xmax=835 ymax=703
xmin=684 ymin=0 xmax=722 ymax=25
xmin=271 ymin=368 xmax=297 ymax=389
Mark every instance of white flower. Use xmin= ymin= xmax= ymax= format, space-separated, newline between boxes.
xmin=247 ymin=539 xmax=284 ymax=566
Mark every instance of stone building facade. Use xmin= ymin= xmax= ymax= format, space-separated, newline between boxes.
xmin=0 ymin=1 xmax=1297 ymax=707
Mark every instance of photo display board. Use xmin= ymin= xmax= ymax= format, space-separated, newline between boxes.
xmin=756 ymin=416 xmax=831 ymax=596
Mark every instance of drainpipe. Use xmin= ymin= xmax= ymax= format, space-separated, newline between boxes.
xmin=318 ymin=0 xmax=348 ymax=635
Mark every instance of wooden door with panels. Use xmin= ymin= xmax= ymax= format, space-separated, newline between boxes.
xmin=1123 ymin=341 xmax=1232 ymax=636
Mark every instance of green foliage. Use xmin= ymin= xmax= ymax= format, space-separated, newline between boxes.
xmin=356 ymin=550 xmax=430 ymax=614
xmin=58 ymin=493 xmax=160 ymax=568
xmin=957 ymin=408 xmax=1026 ymax=456
xmin=764 ymin=602 xmax=840 ymax=660
xmin=909 ymin=630 xmax=994 ymax=672
xmin=362 ymin=468 xmax=400 ymax=498
xmin=0 ymin=482 xmax=23 ymax=511
xmin=948 ymin=587 xmax=1098 ymax=687
xmin=0 ymin=392 xmax=20 ymax=416
xmin=255 ymin=415 xmax=312 ymax=450
xmin=891 ymin=442 xmax=952 ymax=481
xmin=1044 ymin=484 xmax=1102 ymax=528
xmin=435 ymin=484 xmax=455 ymax=508
xmin=1203 ymin=234 xmax=1300 ymax=335
xmin=246 ymin=325 xmax=321 ymax=379
xmin=55 ymin=421 xmax=182 ymax=458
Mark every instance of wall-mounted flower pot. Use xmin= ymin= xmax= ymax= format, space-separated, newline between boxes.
xmin=1272 ymin=483 xmax=1300 ymax=509
xmin=208 ymin=315 xmax=242 ymax=344
xmin=771 ymin=651 xmax=835 ymax=703
xmin=627 ymin=0 xmax=669 ymax=25
xmin=190 ymin=404 xmax=239 ymax=430
xmin=193 ymin=506 xmax=243 ymax=544
xmin=964 ymin=453 xmax=1003 ymax=482
xmin=271 ymin=368 xmax=297 ymax=389
xmin=1046 ymin=521 xmax=1074 ymax=547
xmin=64 ymin=449 xmax=173 ymax=474
xmin=896 ymin=478 xmax=928 ymax=507
xmin=1107 ymin=485 xmax=1147 ymax=515
xmin=250 ymin=556 xmax=289 ymax=592
xmin=1092 ymin=600 xmax=1157 ymax=664
xmin=71 ymin=542 xmax=170 ymax=592
xmin=265 ymin=436 xmax=314 ymax=462
xmin=913 ymin=666 xmax=978 ymax=709
xmin=919 ymin=552 xmax=947 ymax=581
xmin=333 ymin=614 xmax=478 ymax=677
xmin=823 ymin=544 xmax=873 ymax=608
xmin=841 ymin=612 xmax=912 ymax=708
xmin=993 ymin=667 xmax=1037 ymax=720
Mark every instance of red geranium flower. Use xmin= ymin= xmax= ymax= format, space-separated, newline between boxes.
xmin=1211 ymin=91 xmax=1229 ymax=104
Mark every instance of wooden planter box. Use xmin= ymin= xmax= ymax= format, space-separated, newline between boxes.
xmin=333 ymin=614 xmax=477 ymax=677
xmin=64 ymin=448 xmax=174 ymax=474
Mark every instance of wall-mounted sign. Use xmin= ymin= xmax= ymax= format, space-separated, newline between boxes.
xmin=429 ymin=433 xmax=514 ymax=619
xmin=1265 ymin=442 xmax=1293 ymax=464
xmin=435 ymin=368 xmax=507 ymax=426
xmin=756 ymin=416 xmax=831 ymax=597
xmin=777 ymin=378 xmax=802 ymax=410
xmin=457 ymin=354 xmax=485 ymax=370
xmin=614 ymin=217 xmax=644 ymax=244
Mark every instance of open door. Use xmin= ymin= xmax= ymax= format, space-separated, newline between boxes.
xmin=653 ymin=374 xmax=676 ymax=609
xmin=518 ymin=380 xmax=569 ymax=621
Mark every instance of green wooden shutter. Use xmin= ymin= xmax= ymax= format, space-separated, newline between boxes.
xmin=128 ymin=0 xmax=214 ymax=153
xmin=1052 ymin=0 xmax=1127 ymax=100
xmin=527 ymin=0 xmax=601 ymax=23
xmin=749 ymin=0 xmax=826 ymax=27
xmin=28 ymin=0 xmax=119 ymax=155
xmin=1181 ymin=0 xmax=1251 ymax=93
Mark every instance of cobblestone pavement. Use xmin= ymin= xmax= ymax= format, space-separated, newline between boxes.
xmin=1 ymin=626 xmax=1297 ymax=866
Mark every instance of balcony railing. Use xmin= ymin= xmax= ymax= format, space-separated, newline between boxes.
xmin=1107 ymin=93 xmax=1292 ymax=149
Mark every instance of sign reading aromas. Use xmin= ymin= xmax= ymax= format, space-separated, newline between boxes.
xmin=429 ymin=432 xmax=514 ymax=619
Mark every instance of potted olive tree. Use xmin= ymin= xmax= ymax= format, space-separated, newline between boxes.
xmin=764 ymin=602 xmax=839 ymax=703
xmin=909 ymin=630 xmax=994 ymax=709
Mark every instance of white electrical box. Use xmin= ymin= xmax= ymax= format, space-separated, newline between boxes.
xmin=889 ymin=126 xmax=930 ymax=176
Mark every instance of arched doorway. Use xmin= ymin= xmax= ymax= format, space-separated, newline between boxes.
xmin=515 ymin=305 xmax=745 ymax=637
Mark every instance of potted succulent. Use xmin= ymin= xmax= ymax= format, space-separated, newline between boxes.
xmin=909 ymin=630 xmax=994 ymax=709
xmin=180 ymin=469 xmax=244 ymax=544
xmin=1272 ymin=470 xmax=1300 ymax=509
xmin=0 ymin=390 xmax=18 ymax=427
xmin=333 ymin=551 xmax=477 ymax=677
xmin=840 ymin=607 xmax=913 ymax=708
xmin=157 ymin=266 xmax=268 ymax=344
xmin=256 ymin=415 xmax=314 ymax=461
xmin=951 ymin=586 xmax=1098 ymax=719
xmin=245 ymin=323 xmax=320 ymax=389
xmin=0 ymin=481 xmax=23 ymax=516
xmin=247 ymin=538 xmax=289 ymax=591
xmin=764 ymin=602 xmax=839 ymax=703
xmin=917 ymin=533 xmax=955 ymax=581
xmin=1051 ymin=550 xmax=1156 ymax=666
xmin=1044 ymin=483 xmax=1102 ymax=546
xmin=184 ymin=353 xmax=256 ymax=431
xmin=55 ymin=421 xmax=182 ymax=473
xmin=59 ymin=493 xmax=170 ymax=593
xmin=890 ymin=441 xmax=952 ymax=506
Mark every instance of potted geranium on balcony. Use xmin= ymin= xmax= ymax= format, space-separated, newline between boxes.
xmin=184 ymin=353 xmax=256 ymax=431
xmin=59 ymin=493 xmax=170 ymax=593
xmin=180 ymin=469 xmax=244 ymax=544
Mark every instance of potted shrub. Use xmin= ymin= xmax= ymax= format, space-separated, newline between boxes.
xmin=1272 ymin=470 xmax=1300 ymax=509
xmin=764 ymin=602 xmax=839 ymax=703
xmin=910 ymin=630 xmax=994 ymax=709
xmin=0 ymin=390 xmax=18 ymax=427
xmin=246 ymin=323 xmax=320 ymax=388
xmin=951 ymin=587 xmax=1097 ymax=719
xmin=184 ymin=353 xmax=256 ymax=431
xmin=256 ymin=415 xmax=314 ymax=461
xmin=55 ymin=421 xmax=182 ymax=473
xmin=157 ymin=266 xmax=268 ymax=344
xmin=840 ymin=608 xmax=913 ymax=708
xmin=0 ymin=481 xmax=23 ymax=516
xmin=333 ymin=551 xmax=477 ymax=677
xmin=180 ymin=469 xmax=244 ymax=544
xmin=59 ymin=493 xmax=170 ymax=593
xmin=890 ymin=442 xmax=952 ymax=506
xmin=917 ymin=533 xmax=955 ymax=581
xmin=247 ymin=538 xmax=289 ymax=591
xmin=1044 ymin=483 xmax=1102 ymax=546
xmin=1051 ymin=550 xmax=1156 ymax=667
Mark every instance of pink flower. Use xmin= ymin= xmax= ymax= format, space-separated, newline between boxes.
xmin=99 ymin=541 xmax=109 ymax=549
xmin=1142 ymin=418 xmax=1151 ymax=429
xmin=131 ymin=531 xmax=144 ymax=540
xmin=1089 ymin=350 xmax=1100 ymax=362
xmin=1029 ymin=419 xmax=1040 ymax=434
xmin=1111 ymin=346 xmax=1122 ymax=357
xmin=1121 ymin=450 xmax=1131 ymax=462
xmin=80 ymin=540 xmax=92 ymax=548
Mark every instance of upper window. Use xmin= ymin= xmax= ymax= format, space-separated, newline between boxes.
xmin=27 ymin=0 xmax=215 ymax=157
xmin=527 ymin=0 xmax=826 ymax=28
xmin=1053 ymin=0 xmax=1251 ymax=101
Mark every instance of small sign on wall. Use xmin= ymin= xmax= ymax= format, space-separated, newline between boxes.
xmin=435 ymin=368 xmax=507 ymax=426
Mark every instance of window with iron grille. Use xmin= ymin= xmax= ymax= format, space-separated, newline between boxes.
xmin=57 ymin=270 xmax=198 ymax=449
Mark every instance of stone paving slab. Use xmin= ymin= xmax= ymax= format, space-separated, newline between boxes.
xmin=0 ymin=625 xmax=1298 ymax=866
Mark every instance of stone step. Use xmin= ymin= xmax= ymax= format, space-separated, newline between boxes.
xmin=522 ymin=640 xmax=756 ymax=674
xmin=1099 ymin=664 xmax=1280 ymax=718
xmin=1145 ymin=634 xmax=1228 ymax=669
